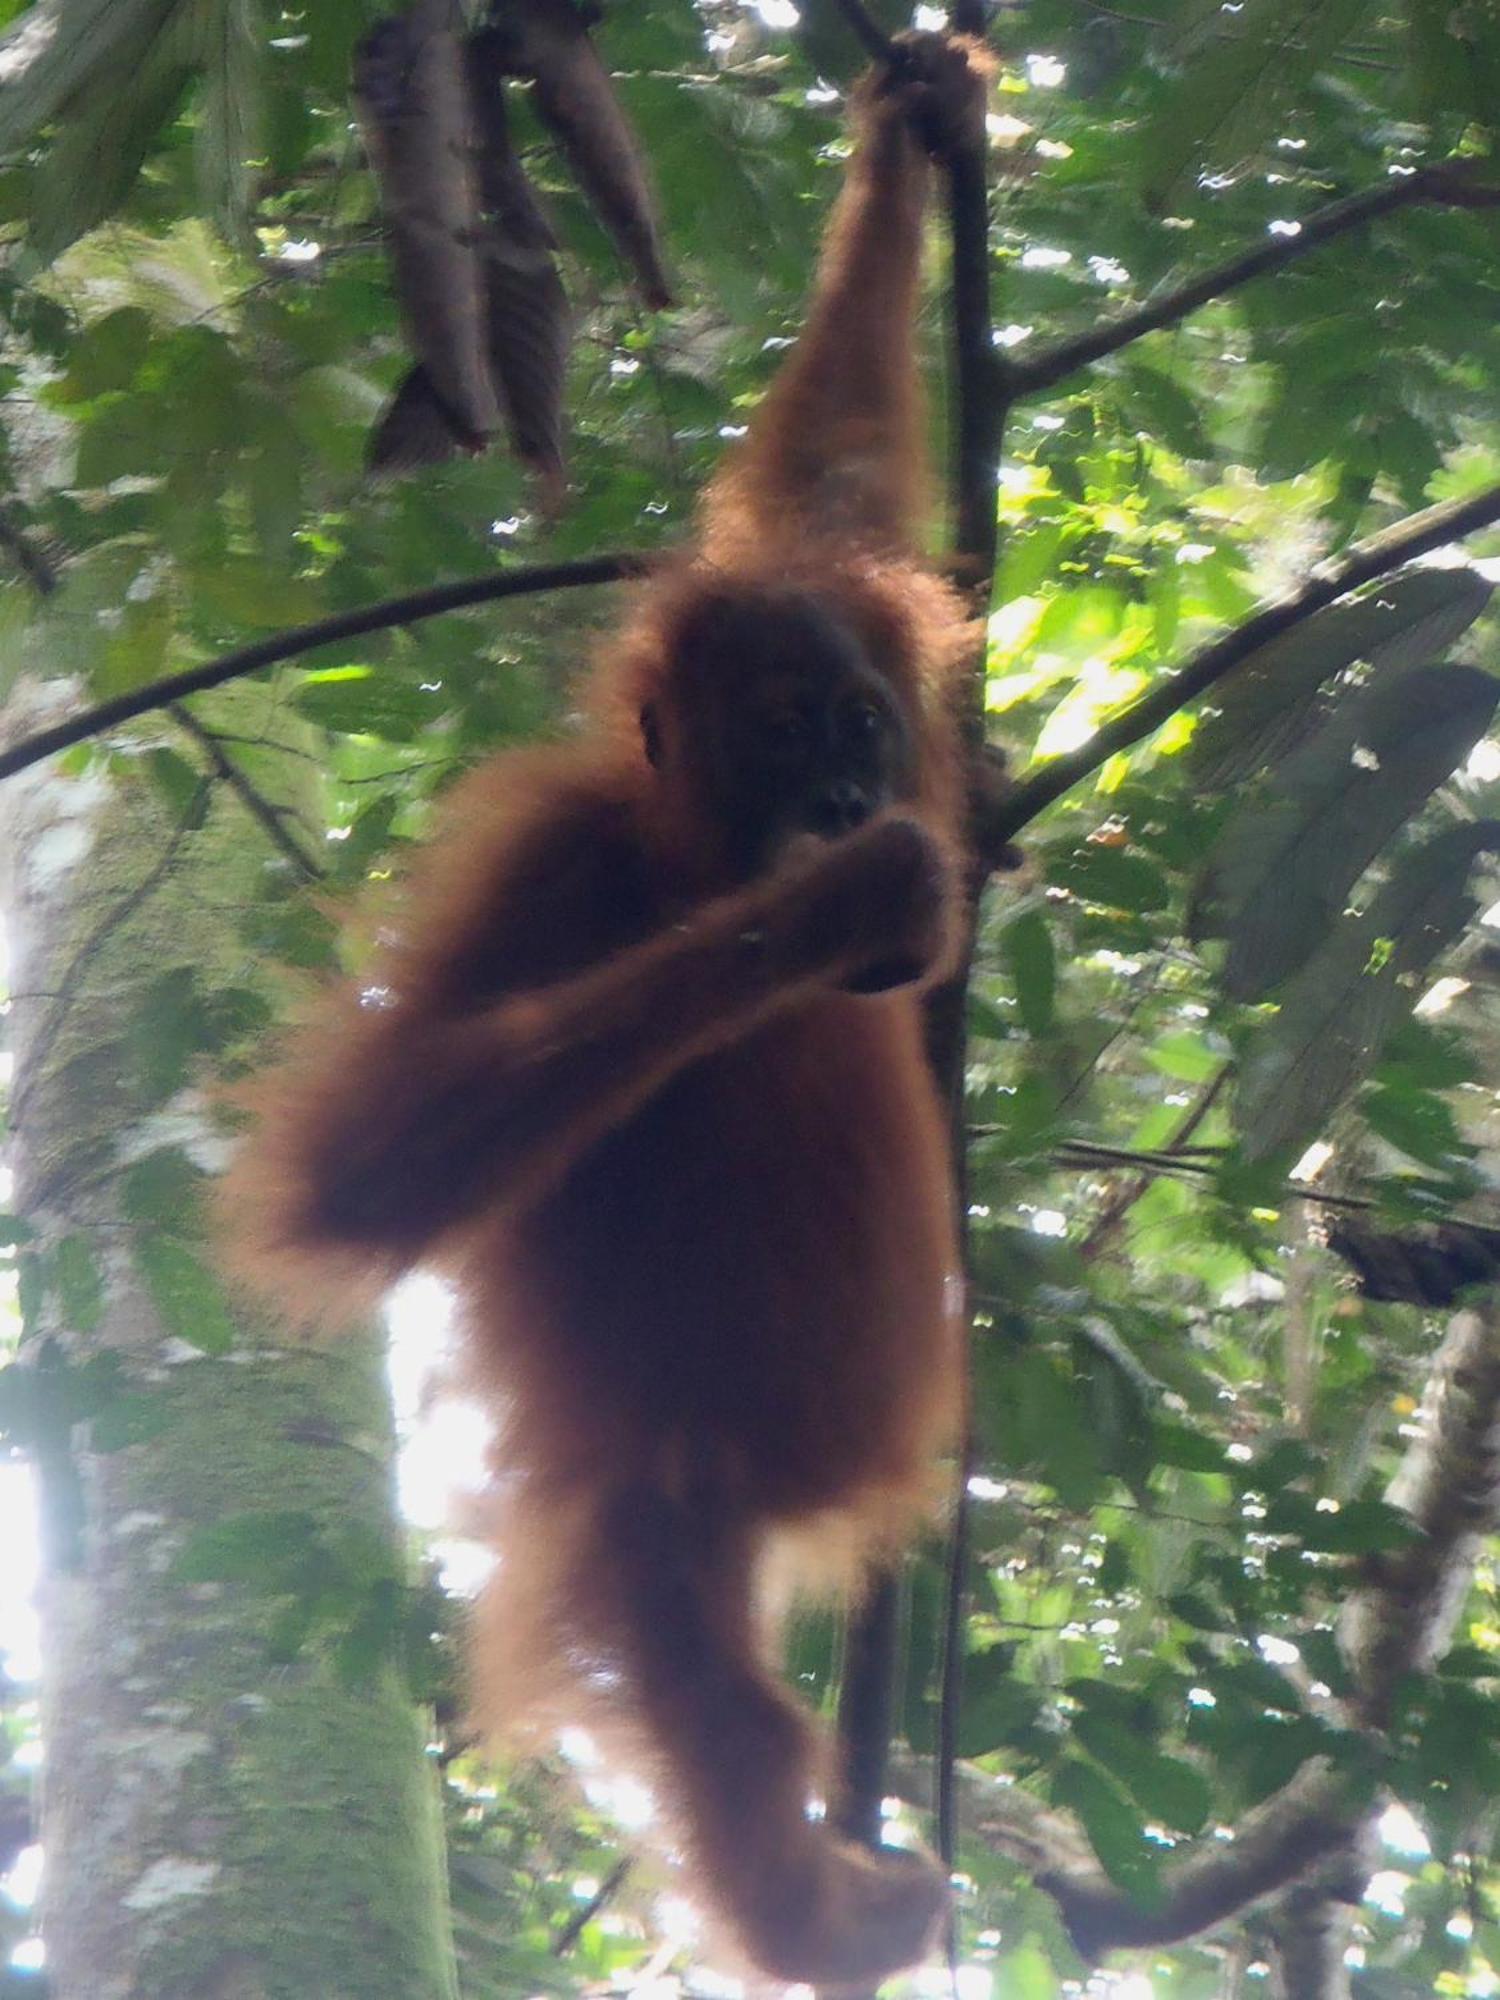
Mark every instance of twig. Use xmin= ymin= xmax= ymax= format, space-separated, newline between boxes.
xmin=1078 ymin=1068 xmax=1227 ymax=1262
xmin=168 ymin=703 xmax=324 ymax=882
xmin=1008 ymin=162 xmax=1500 ymax=401
xmin=994 ymin=479 xmax=1500 ymax=841
xmin=0 ymin=552 xmax=657 ymax=785
xmin=550 ymin=1857 xmax=631 ymax=1956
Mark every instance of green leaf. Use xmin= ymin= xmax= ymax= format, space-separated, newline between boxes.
xmin=134 ymin=1237 xmax=236 ymax=1354
xmin=1051 ymin=1758 xmax=1161 ymax=1901
xmin=120 ymin=1148 xmax=206 ymax=1231
xmin=955 ymin=1646 xmax=1044 ymax=1758
xmin=56 ymin=306 xmax=153 ymax=402
xmin=0 ymin=0 xmax=178 ymax=153
xmin=1194 ymin=663 xmax=1499 ymax=1001
xmin=1123 ymin=362 xmax=1210 ymax=459
xmin=53 ymin=1233 xmax=103 ymax=1333
xmin=1147 ymin=1029 xmax=1220 ymax=1084
xmin=91 ymin=1391 xmax=171 ymax=1451
xmin=1361 ymin=1084 xmax=1473 ymax=1172
xmin=175 ymin=1510 xmax=320 ymax=1586
xmin=143 ymin=747 xmax=211 ymax=828
xmin=1138 ymin=0 xmax=1382 ymax=207
xmin=195 ymin=0 xmax=261 ymax=232
xmin=993 ymin=1940 xmax=1059 ymax=2000
xmin=1051 ymin=844 xmax=1170 ymax=915
xmin=294 ymin=668 xmax=435 ymax=743
xmin=1191 ymin=568 xmax=1493 ymax=790
xmin=1073 ymin=1712 xmax=1211 ymax=1834
xmin=30 ymin=34 xmax=196 ymax=264
xmin=1236 ymin=822 xmax=1500 ymax=1161
xmin=1001 ymin=910 xmax=1056 ymax=1035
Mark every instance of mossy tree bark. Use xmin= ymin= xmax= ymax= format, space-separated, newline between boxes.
xmin=0 ymin=686 xmax=460 ymax=2000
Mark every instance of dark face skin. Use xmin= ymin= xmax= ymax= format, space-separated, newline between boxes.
xmin=645 ymin=589 xmax=917 ymax=880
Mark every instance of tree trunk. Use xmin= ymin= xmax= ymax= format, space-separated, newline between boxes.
xmin=1 ymin=686 xmax=459 ymax=2000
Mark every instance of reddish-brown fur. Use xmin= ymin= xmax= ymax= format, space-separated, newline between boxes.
xmin=219 ymin=39 xmax=985 ymax=1989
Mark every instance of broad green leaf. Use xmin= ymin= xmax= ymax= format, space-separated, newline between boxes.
xmin=1050 ymin=844 xmax=1170 ymax=915
xmin=53 ymin=1233 xmax=102 ymax=1333
xmin=55 ymin=306 xmax=153 ymax=402
xmin=1123 ymin=361 xmax=1210 ymax=459
xmin=1001 ymin=910 xmax=1056 ymax=1035
xmin=195 ymin=0 xmax=261 ymax=232
xmin=175 ymin=1510 xmax=319 ymax=1586
xmin=142 ymin=748 xmax=211 ymax=829
xmin=1138 ymin=0 xmax=1381 ymax=207
xmin=120 ymin=1148 xmax=205 ymax=1230
xmin=1361 ymin=1083 xmax=1473 ymax=1171
xmin=1051 ymin=1758 xmax=1161 ymax=1902
xmin=1147 ymin=1029 xmax=1220 ymax=1084
xmin=993 ymin=1940 xmax=1059 ymax=2000
xmin=1195 ymin=663 xmax=1498 ymax=1000
xmin=29 ymin=33 xmax=196 ymax=264
xmin=91 ymin=1392 xmax=170 ymax=1451
xmin=134 ymin=1237 xmax=236 ymax=1354
xmin=1191 ymin=568 xmax=1494 ymax=790
xmin=955 ymin=1645 xmax=1044 ymax=1758
xmin=0 ymin=0 xmax=179 ymax=152
xmin=1236 ymin=822 xmax=1500 ymax=1160
xmin=1072 ymin=1712 xmax=1211 ymax=1834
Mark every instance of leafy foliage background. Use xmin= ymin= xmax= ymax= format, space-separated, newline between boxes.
xmin=4 ymin=1 xmax=1500 ymax=1994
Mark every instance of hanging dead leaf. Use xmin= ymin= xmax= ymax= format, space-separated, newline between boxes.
xmin=1192 ymin=661 xmax=1499 ymax=1001
xmin=491 ymin=0 xmax=673 ymax=309
xmin=1235 ymin=821 xmax=1500 ymax=1162
xmin=355 ymin=0 xmax=500 ymax=452
xmin=1190 ymin=566 xmax=1494 ymax=791
xmin=468 ymin=28 xmax=569 ymax=509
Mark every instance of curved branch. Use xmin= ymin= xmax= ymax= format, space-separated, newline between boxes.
xmin=1008 ymin=162 xmax=1500 ymax=400
xmin=994 ymin=479 xmax=1500 ymax=841
xmin=914 ymin=1300 xmax=1500 ymax=1961
xmin=889 ymin=1750 xmax=1366 ymax=1959
xmin=0 ymin=552 xmax=656 ymax=785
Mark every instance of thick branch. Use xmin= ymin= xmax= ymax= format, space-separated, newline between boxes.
xmin=891 ymin=1751 xmax=1367 ymax=1959
xmin=0 ymin=552 xmax=654 ymax=784
xmin=919 ymin=1301 xmax=1500 ymax=1960
xmin=1263 ymin=1302 xmax=1500 ymax=1986
xmin=1008 ymin=162 xmax=1500 ymax=400
xmin=1342 ymin=1303 xmax=1500 ymax=1725
xmin=995 ymin=480 xmax=1500 ymax=841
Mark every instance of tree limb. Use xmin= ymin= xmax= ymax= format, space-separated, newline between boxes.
xmin=1007 ymin=162 xmax=1500 ymax=401
xmin=1342 ymin=1304 xmax=1500 ymax=1727
xmin=994 ymin=479 xmax=1500 ymax=842
xmin=0 ymin=552 xmax=655 ymax=785
xmin=896 ymin=1300 xmax=1500 ymax=1961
